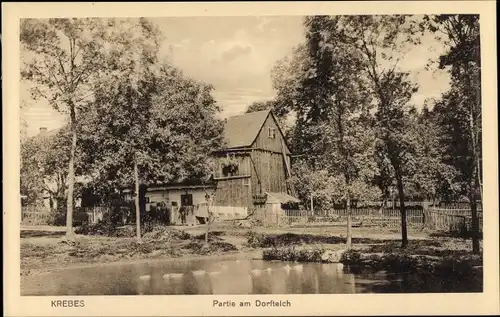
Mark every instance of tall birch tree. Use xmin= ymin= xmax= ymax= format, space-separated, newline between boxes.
xmin=21 ymin=18 xmax=109 ymax=235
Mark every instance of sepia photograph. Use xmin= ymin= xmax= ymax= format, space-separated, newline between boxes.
xmin=3 ymin=1 xmax=499 ymax=316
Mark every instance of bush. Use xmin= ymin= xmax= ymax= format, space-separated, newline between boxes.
xmin=142 ymin=226 xmax=191 ymax=241
xmin=47 ymin=208 xmax=66 ymax=226
xmin=75 ymin=220 xmax=118 ymax=236
xmin=183 ymin=240 xmax=237 ymax=255
xmin=48 ymin=207 xmax=91 ymax=227
xmin=75 ymin=220 xmax=193 ymax=241
xmin=339 ymin=249 xmax=362 ymax=265
xmin=245 ymin=231 xmax=264 ymax=248
xmin=263 ymin=246 xmax=325 ymax=262
xmin=192 ymin=231 xmax=224 ymax=242
xmin=244 ymin=232 xmax=388 ymax=248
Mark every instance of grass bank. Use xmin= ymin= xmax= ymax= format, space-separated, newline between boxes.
xmin=244 ymin=231 xmax=399 ymax=248
xmin=21 ymin=226 xmax=238 ymax=276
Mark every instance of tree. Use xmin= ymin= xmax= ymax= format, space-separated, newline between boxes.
xmin=271 ymin=44 xmax=320 ymax=155
xmin=21 ymin=18 xmax=110 ymax=236
xmin=20 ymin=101 xmax=29 ymax=142
xmin=20 ymin=127 xmax=73 ymax=212
xmin=77 ymin=18 xmax=162 ymax=241
xmin=271 ymin=16 xmax=380 ymax=247
xmin=306 ymin=16 xmax=378 ymax=247
xmin=339 ymin=15 xmax=420 ymax=248
xmin=20 ymin=137 xmax=46 ymax=206
xmin=81 ymin=52 xmax=225 ymax=241
xmin=245 ymin=100 xmax=274 ymax=113
xmin=424 ymin=15 xmax=482 ymax=253
xmin=408 ymin=107 xmax=462 ymax=203
xmin=288 ymin=160 xmax=337 ymax=212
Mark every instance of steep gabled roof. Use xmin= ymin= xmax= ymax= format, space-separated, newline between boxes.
xmin=223 ymin=109 xmax=272 ymax=149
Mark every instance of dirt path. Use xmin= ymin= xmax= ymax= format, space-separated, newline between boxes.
xmin=181 ymin=224 xmax=431 ymax=241
xmin=21 ymin=225 xmax=66 ymax=232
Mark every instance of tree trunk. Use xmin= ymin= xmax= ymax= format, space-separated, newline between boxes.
xmin=470 ymin=161 xmax=480 ymax=254
xmin=395 ymin=174 xmax=408 ymax=248
xmin=346 ymin=193 xmax=352 ymax=248
xmin=464 ymin=60 xmax=481 ymax=254
xmin=476 ymin=157 xmax=483 ymax=203
xmin=134 ymin=153 xmax=141 ymax=242
xmin=379 ymin=197 xmax=386 ymax=216
xmin=65 ymin=107 xmax=77 ymax=236
xmin=470 ymin=197 xmax=480 ymax=254
xmin=205 ymin=218 xmax=210 ymax=246
xmin=470 ymin=110 xmax=481 ymax=254
xmin=205 ymin=203 xmax=210 ymax=246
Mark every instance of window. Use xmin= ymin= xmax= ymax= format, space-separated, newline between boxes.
xmin=268 ymin=127 xmax=276 ymax=139
xmin=181 ymin=194 xmax=193 ymax=206
xmin=269 ymin=127 xmax=276 ymax=139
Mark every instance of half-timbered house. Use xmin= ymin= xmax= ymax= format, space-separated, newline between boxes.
xmin=213 ymin=109 xmax=297 ymax=208
xmin=142 ymin=109 xmax=300 ymax=224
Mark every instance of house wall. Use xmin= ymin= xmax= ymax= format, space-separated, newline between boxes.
xmin=146 ymin=188 xmax=211 ymax=208
xmin=168 ymin=188 xmax=209 ymax=206
xmin=214 ymin=177 xmax=252 ymax=207
xmin=212 ymin=206 xmax=249 ymax=221
xmin=213 ymin=149 xmax=288 ymax=208
xmin=250 ymin=113 xmax=291 ymax=198
xmin=145 ymin=186 xmax=247 ymax=224
xmin=250 ymin=150 xmax=288 ymax=196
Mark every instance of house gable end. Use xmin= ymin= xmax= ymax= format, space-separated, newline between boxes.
xmin=250 ymin=111 xmax=291 ymax=154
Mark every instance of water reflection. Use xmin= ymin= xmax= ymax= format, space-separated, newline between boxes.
xmin=21 ymin=258 xmax=482 ymax=296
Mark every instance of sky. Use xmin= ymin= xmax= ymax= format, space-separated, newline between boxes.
xmin=21 ymin=16 xmax=451 ymax=137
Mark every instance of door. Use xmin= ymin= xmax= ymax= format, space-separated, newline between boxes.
xmin=180 ymin=194 xmax=194 ymax=225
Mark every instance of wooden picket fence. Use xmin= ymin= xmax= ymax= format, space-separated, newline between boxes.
xmin=86 ymin=206 xmax=110 ymax=224
xmin=21 ymin=206 xmax=52 ymax=226
xmin=21 ymin=206 xmax=112 ymax=226
xmin=251 ymin=207 xmax=426 ymax=228
xmin=426 ymin=208 xmax=483 ymax=233
xmin=281 ymin=208 xmax=425 ymax=227
xmin=252 ymin=206 xmax=482 ymax=231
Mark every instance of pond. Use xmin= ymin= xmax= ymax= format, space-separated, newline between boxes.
xmin=21 ymin=258 xmax=482 ymax=295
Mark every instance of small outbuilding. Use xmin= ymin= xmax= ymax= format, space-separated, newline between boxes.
xmin=256 ymin=192 xmax=301 ymax=226
xmin=266 ymin=192 xmax=301 ymax=212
